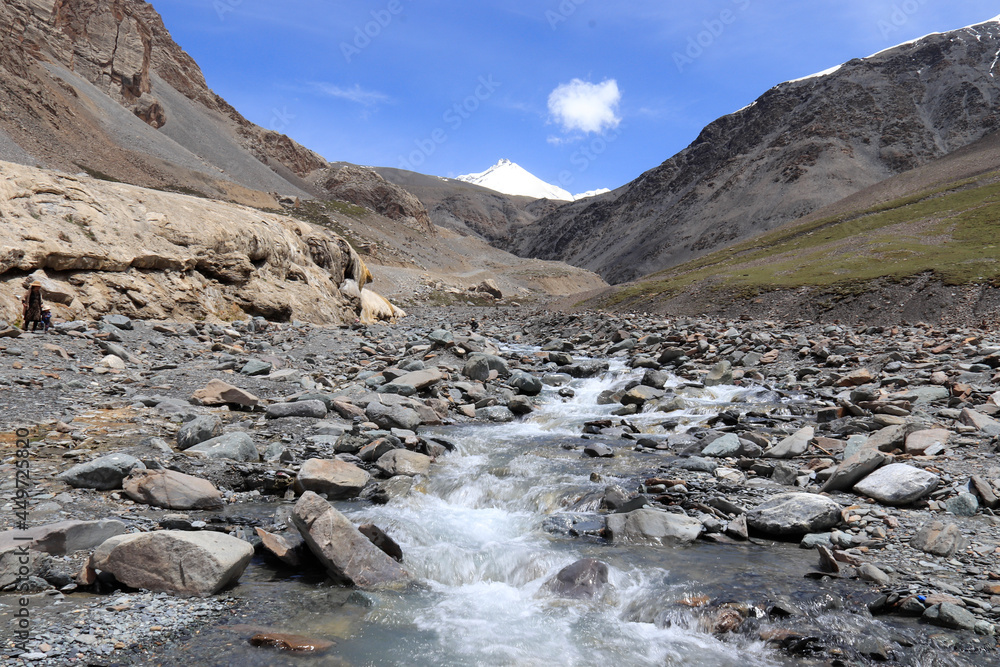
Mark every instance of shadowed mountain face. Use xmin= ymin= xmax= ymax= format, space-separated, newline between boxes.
xmin=514 ymin=19 xmax=1000 ymax=284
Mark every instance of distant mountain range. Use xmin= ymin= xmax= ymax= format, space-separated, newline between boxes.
xmin=456 ymin=159 xmax=609 ymax=201
xmin=513 ymin=16 xmax=1000 ymax=283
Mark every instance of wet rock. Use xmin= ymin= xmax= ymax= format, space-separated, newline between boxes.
xmin=545 ymin=559 xmax=609 ymax=599
xmin=186 ymin=432 xmax=260 ymax=462
xmin=704 ymin=361 xmax=733 ymax=387
xmin=584 ymin=443 xmax=614 ymax=458
xmin=0 ymin=520 xmax=126 ymax=556
xmin=266 ymin=400 xmax=327 ymax=420
xmin=123 ymin=469 xmax=225 ymax=510
xmin=191 ymin=379 xmax=259 ymax=408
xmin=57 ymin=453 xmax=145 ymax=490
xmin=563 ymin=360 xmax=610 ymax=378
xmin=293 ymin=459 xmax=370 ymax=499
xmin=764 ymin=427 xmax=814 ymax=459
xmin=606 ymin=509 xmax=703 ymax=545
xmin=176 ymin=415 xmax=224 ymax=450
xmin=926 ymin=602 xmax=978 ymax=631
xmin=909 ymin=520 xmax=967 ymax=557
xmin=746 ymin=493 xmax=841 ymax=537
xmin=852 ymin=463 xmax=939 ymax=506
xmin=91 ymin=530 xmax=254 ymax=597
xmin=476 ymin=405 xmax=516 ymax=422
xmin=621 ymin=385 xmax=664 ymax=407
xmin=376 ymin=449 xmax=431 ymax=477
xmin=509 ymin=370 xmax=543 ymax=396
xmin=291 ymin=492 xmax=411 ymax=589
xmin=508 ymin=396 xmax=534 ymax=415
xmin=255 ymin=528 xmax=307 ymax=568
xmin=249 ymin=633 xmax=334 ymax=653
xmin=358 ymin=524 xmax=404 ymax=562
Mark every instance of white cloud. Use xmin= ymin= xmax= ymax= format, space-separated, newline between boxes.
xmin=547 ymin=79 xmax=621 ymax=134
xmin=309 ymin=82 xmax=391 ymax=106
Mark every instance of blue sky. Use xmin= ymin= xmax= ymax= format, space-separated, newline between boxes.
xmin=153 ymin=0 xmax=1000 ymax=194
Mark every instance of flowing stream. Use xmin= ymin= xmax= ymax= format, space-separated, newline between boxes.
xmin=152 ymin=362 xmax=983 ymax=666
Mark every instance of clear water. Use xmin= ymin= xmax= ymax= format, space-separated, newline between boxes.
xmin=149 ymin=366 xmax=990 ymax=666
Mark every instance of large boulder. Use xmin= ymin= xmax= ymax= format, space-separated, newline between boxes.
xmin=376 ymin=450 xmax=432 ymax=477
xmin=509 ymin=370 xmax=543 ymax=396
xmin=57 ymin=453 xmax=145 ymax=490
xmin=852 ymin=463 xmax=939 ymax=506
xmin=0 ymin=520 xmax=126 ymax=556
xmin=291 ymin=492 xmax=410 ymax=589
xmin=91 ymin=531 xmax=254 ymax=597
xmin=910 ymin=521 xmax=966 ymax=558
xmin=366 ymin=402 xmax=421 ymax=431
xmin=123 ymin=469 xmax=225 ymax=510
xmin=821 ymin=442 xmax=892 ymax=493
xmin=186 ymin=432 xmax=259 ymax=462
xmin=293 ymin=459 xmax=370 ymax=499
xmin=746 ymin=493 xmax=841 ymax=537
xmin=176 ymin=415 xmax=223 ymax=450
xmin=605 ymin=509 xmax=703 ymax=545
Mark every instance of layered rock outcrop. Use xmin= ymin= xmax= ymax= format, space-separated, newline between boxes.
xmin=0 ymin=160 xmax=374 ymax=324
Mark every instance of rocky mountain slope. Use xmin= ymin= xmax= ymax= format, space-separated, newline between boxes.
xmin=517 ymin=17 xmax=1000 ymax=284
xmin=572 ymin=129 xmax=1000 ymax=325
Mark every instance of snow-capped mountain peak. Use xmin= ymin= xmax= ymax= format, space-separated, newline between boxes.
xmin=456 ymin=160 xmax=607 ymax=201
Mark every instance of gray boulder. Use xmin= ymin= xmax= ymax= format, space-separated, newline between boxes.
xmin=0 ymin=520 xmax=127 ymax=556
xmin=475 ymin=406 xmax=516 ymax=423
xmin=704 ymin=361 xmax=733 ymax=387
xmin=606 ymin=509 xmax=703 ymax=545
xmin=186 ymin=432 xmax=259 ymax=462
xmin=509 ymin=370 xmax=543 ymax=396
xmin=376 ymin=450 xmax=432 ymax=477
xmin=291 ymin=492 xmax=411 ymax=589
xmin=240 ymin=359 xmax=273 ymax=376
xmin=366 ymin=402 xmax=421 ymax=431
xmin=463 ymin=353 xmax=510 ymax=381
xmin=852 ymin=463 xmax=938 ymax=506
xmin=58 ymin=453 xmax=145 ymax=490
xmin=176 ymin=415 xmax=223 ymax=450
xmin=909 ymin=520 xmax=967 ymax=557
xmin=747 ymin=493 xmax=841 ymax=537
xmin=92 ymin=531 xmax=254 ymax=597
xmin=266 ymin=400 xmax=328 ymax=420
xmin=545 ymin=559 xmax=609 ymax=599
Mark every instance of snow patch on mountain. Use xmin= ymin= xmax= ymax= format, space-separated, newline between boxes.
xmin=456 ymin=159 xmax=607 ymax=201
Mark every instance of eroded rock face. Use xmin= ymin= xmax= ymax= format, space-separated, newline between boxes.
xmin=0 ymin=161 xmax=372 ymax=324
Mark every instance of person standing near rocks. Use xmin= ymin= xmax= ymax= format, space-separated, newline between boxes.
xmin=21 ymin=281 xmax=44 ymax=332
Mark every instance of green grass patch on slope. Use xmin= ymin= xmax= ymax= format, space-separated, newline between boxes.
xmin=599 ymin=171 xmax=1000 ymax=308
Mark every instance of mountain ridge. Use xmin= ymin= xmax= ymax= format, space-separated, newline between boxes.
xmin=514 ymin=16 xmax=1000 ymax=284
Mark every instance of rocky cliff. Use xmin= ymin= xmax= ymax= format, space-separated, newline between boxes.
xmin=516 ymin=18 xmax=1000 ymax=283
xmin=0 ymin=160 xmax=370 ymax=324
